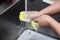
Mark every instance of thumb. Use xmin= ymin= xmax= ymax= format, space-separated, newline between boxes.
xmin=34 ymin=19 xmax=38 ymax=23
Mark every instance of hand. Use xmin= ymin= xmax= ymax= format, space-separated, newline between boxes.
xmin=34 ymin=15 xmax=52 ymax=27
xmin=26 ymin=11 xmax=41 ymax=19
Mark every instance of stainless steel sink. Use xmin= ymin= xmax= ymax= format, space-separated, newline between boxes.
xmin=0 ymin=19 xmax=19 ymax=40
xmin=0 ymin=0 xmax=25 ymax=40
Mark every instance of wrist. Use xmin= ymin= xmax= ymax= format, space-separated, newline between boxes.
xmin=48 ymin=17 xmax=59 ymax=28
xmin=38 ymin=10 xmax=48 ymax=16
xmin=42 ymin=15 xmax=58 ymax=26
xmin=48 ymin=17 xmax=60 ymax=36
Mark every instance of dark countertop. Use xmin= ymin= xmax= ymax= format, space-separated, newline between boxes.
xmin=0 ymin=2 xmax=11 ymax=15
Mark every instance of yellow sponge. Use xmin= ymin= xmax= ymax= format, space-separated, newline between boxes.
xmin=19 ymin=11 xmax=30 ymax=22
xmin=19 ymin=11 xmax=40 ymax=30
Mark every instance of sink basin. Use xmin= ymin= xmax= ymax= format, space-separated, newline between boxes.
xmin=0 ymin=19 xmax=20 ymax=40
xmin=0 ymin=0 xmax=25 ymax=40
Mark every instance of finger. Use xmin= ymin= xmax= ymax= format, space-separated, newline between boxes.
xmin=32 ymin=18 xmax=37 ymax=21
xmin=33 ymin=18 xmax=39 ymax=23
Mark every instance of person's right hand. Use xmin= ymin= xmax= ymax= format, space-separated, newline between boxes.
xmin=26 ymin=11 xmax=41 ymax=19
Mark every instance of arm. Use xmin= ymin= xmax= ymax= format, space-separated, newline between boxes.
xmin=26 ymin=0 xmax=60 ymax=19
xmin=35 ymin=15 xmax=60 ymax=36
xmin=39 ymin=0 xmax=60 ymax=15
xmin=48 ymin=17 xmax=60 ymax=36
